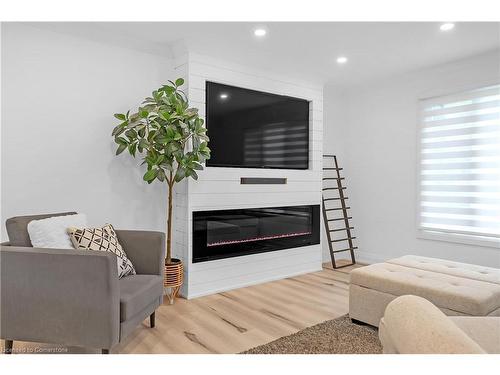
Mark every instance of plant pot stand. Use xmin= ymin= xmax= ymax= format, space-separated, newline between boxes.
xmin=164 ymin=258 xmax=183 ymax=304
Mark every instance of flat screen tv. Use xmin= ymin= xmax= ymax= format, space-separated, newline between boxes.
xmin=205 ymin=82 xmax=310 ymax=169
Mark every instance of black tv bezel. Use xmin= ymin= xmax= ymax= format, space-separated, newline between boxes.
xmin=205 ymin=81 xmax=310 ymax=170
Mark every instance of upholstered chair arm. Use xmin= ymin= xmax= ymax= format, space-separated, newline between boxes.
xmin=115 ymin=230 xmax=165 ymax=276
xmin=0 ymin=245 xmax=120 ymax=350
xmin=379 ymin=295 xmax=485 ymax=354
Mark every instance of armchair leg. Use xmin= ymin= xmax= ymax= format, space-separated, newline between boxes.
xmin=150 ymin=311 xmax=156 ymax=328
xmin=4 ymin=340 xmax=13 ymax=354
xmin=102 ymin=349 xmax=109 ymax=354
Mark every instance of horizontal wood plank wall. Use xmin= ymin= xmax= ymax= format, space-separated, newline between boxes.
xmin=175 ymin=52 xmax=323 ymax=298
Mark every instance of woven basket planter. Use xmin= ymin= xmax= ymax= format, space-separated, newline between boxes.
xmin=164 ymin=258 xmax=183 ymax=304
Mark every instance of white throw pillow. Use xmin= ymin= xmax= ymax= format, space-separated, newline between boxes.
xmin=27 ymin=213 xmax=87 ymax=249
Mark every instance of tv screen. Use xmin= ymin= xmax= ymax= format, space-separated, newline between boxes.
xmin=206 ymin=82 xmax=309 ymax=169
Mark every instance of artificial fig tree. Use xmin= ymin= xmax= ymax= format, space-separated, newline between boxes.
xmin=112 ymin=78 xmax=210 ymax=265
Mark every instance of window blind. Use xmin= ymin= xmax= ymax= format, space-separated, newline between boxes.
xmin=419 ymin=84 xmax=500 ymax=240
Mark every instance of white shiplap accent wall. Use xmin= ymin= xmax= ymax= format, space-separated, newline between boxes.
xmin=171 ymin=55 xmax=191 ymax=293
xmin=174 ymin=53 xmax=324 ymax=298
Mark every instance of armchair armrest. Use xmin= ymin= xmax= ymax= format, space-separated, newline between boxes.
xmin=380 ymin=295 xmax=485 ymax=354
xmin=115 ymin=230 xmax=165 ymax=276
xmin=0 ymin=245 xmax=120 ymax=349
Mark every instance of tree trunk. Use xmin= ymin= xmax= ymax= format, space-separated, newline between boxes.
xmin=166 ymin=177 xmax=173 ymax=264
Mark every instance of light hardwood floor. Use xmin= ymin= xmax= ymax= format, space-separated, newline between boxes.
xmin=8 ymin=260 xmax=361 ymax=354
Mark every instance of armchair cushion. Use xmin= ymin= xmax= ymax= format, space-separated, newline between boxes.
xmin=115 ymin=230 xmax=165 ymax=276
xmin=6 ymin=212 xmax=77 ymax=247
xmin=450 ymin=316 xmax=500 ymax=354
xmin=380 ymin=295 xmax=485 ymax=354
xmin=119 ymin=275 xmax=163 ymax=322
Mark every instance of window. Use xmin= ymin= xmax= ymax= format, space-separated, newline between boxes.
xmin=418 ymin=84 xmax=500 ymax=246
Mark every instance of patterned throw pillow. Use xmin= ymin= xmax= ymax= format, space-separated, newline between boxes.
xmin=67 ymin=224 xmax=136 ymax=278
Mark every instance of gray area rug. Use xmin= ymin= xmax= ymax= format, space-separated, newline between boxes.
xmin=241 ymin=315 xmax=382 ymax=354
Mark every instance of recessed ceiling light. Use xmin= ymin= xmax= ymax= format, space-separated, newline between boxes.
xmin=336 ymin=56 xmax=348 ymax=64
xmin=440 ymin=23 xmax=455 ymax=31
xmin=254 ymin=28 xmax=267 ymax=37
xmin=220 ymin=93 xmax=228 ymax=99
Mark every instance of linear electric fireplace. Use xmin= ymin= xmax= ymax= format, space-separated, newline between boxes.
xmin=193 ymin=205 xmax=320 ymax=263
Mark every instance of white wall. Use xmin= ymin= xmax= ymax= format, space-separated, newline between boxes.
xmin=322 ymin=86 xmax=350 ymax=261
xmin=1 ymin=24 xmax=175 ymax=240
xmin=323 ymin=50 xmax=500 ymax=267
xmin=323 ymin=86 xmax=348 ymax=162
xmin=173 ymin=53 xmax=324 ymax=298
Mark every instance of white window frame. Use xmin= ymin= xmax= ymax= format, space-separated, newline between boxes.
xmin=416 ymin=81 xmax=500 ymax=249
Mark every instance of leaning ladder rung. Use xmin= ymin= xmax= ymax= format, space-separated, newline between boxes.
xmin=328 ymin=217 xmax=352 ymax=222
xmin=331 ymin=237 xmax=357 ymax=242
xmin=322 ymin=177 xmax=345 ymax=180
xmin=323 ymin=187 xmax=347 ymax=191
xmin=325 ymin=207 xmax=351 ymax=211
xmin=329 ymin=227 xmax=354 ymax=232
xmin=332 ymin=247 xmax=358 ymax=254
xmin=323 ymin=167 xmax=343 ymax=171
xmin=323 ymin=197 xmax=348 ymax=201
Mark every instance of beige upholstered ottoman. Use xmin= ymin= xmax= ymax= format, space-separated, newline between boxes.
xmin=349 ymin=255 xmax=500 ymax=327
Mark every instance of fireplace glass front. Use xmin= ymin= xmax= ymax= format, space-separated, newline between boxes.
xmin=193 ymin=205 xmax=320 ymax=263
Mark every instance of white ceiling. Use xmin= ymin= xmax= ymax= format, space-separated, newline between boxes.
xmin=28 ymin=22 xmax=500 ymax=87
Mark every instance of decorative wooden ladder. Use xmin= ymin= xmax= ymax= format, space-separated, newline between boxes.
xmin=322 ymin=154 xmax=357 ymax=269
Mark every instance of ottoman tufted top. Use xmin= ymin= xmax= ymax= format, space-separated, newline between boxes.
xmin=350 ymin=262 xmax=500 ymax=316
xmin=387 ymin=255 xmax=500 ymax=285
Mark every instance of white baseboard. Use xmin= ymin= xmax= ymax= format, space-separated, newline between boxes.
xmin=355 ymin=250 xmax=390 ymax=265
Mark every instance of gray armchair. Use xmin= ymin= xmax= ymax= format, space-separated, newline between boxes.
xmin=0 ymin=212 xmax=165 ymax=354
